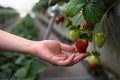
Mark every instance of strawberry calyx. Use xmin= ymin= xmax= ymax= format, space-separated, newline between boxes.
xmin=92 ymin=50 xmax=100 ymax=57
xmin=83 ymin=22 xmax=94 ymax=30
xmin=70 ymin=25 xmax=80 ymax=30
xmin=79 ymin=29 xmax=89 ymax=40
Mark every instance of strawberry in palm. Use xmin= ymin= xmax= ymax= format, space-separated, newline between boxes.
xmin=75 ymin=39 xmax=88 ymax=53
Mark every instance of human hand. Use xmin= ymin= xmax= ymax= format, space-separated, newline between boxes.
xmin=31 ymin=40 xmax=89 ymax=67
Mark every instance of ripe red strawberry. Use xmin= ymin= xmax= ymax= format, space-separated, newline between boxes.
xmin=88 ymin=55 xmax=100 ymax=71
xmin=83 ymin=22 xmax=94 ymax=30
xmin=75 ymin=39 xmax=88 ymax=53
xmin=40 ymin=9 xmax=46 ymax=14
xmin=55 ymin=17 xmax=60 ymax=24
xmin=58 ymin=15 xmax=65 ymax=22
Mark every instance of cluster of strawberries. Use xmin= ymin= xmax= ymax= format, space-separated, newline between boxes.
xmin=55 ymin=15 xmax=65 ymax=24
xmin=69 ymin=21 xmax=107 ymax=71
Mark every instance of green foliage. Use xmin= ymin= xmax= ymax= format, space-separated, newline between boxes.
xmin=0 ymin=14 xmax=47 ymax=80
xmin=32 ymin=0 xmax=49 ymax=12
xmin=48 ymin=0 xmax=70 ymax=6
xmin=15 ymin=59 xmax=47 ymax=80
xmin=62 ymin=0 xmax=106 ymax=24
xmin=10 ymin=14 xmax=38 ymax=40
xmin=0 ymin=6 xmax=19 ymax=23
xmin=62 ymin=0 xmax=86 ymax=17
xmin=83 ymin=0 xmax=105 ymax=24
xmin=0 ymin=12 xmax=19 ymax=23
xmin=0 ymin=6 xmax=15 ymax=10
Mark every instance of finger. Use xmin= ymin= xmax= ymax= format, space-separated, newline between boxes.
xmin=57 ymin=54 xmax=75 ymax=66
xmin=56 ymin=54 xmax=68 ymax=60
xmin=59 ymin=42 xmax=75 ymax=52
xmin=73 ymin=52 xmax=90 ymax=64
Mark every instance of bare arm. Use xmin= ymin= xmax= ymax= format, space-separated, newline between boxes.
xmin=0 ymin=29 xmax=34 ymax=53
xmin=0 ymin=30 xmax=89 ymax=66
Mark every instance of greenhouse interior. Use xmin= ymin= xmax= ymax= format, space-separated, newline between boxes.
xmin=0 ymin=0 xmax=120 ymax=80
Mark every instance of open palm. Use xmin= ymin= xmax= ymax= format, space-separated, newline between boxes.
xmin=32 ymin=40 xmax=89 ymax=66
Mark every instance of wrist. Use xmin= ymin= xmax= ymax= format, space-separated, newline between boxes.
xmin=28 ymin=40 xmax=54 ymax=61
xmin=26 ymin=40 xmax=38 ymax=55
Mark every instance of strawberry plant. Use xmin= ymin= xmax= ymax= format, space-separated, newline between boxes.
xmin=32 ymin=0 xmax=49 ymax=12
xmin=48 ymin=0 xmax=120 ymax=72
xmin=0 ymin=6 xmax=19 ymax=23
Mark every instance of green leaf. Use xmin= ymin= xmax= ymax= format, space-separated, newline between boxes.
xmin=0 ymin=69 xmax=12 ymax=79
xmin=83 ymin=0 xmax=105 ymax=24
xmin=25 ymin=76 xmax=36 ymax=80
xmin=62 ymin=0 xmax=86 ymax=17
xmin=49 ymin=0 xmax=70 ymax=6
xmin=32 ymin=0 xmax=49 ymax=12
xmin=14 ymin=64 xmax=30 ymax=78
xmin=29 ymin=60 xmax=47 ymax=76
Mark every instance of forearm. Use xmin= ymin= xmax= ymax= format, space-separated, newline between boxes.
xmin=0 ymin=30 xmax=35 ymax=53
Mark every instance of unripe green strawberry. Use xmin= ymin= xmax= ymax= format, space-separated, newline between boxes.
xmin=75 ymin=39 xmax=88 ymax=53
xmin=88 ymin=55 xmax=100 ymax=70
xmin=95 ymin=32 xmax=107 ymax=48
xmin=65 ymin=17 xmax=72 ymax=27
xmin=70 ymin=29 xmax=80 ymax=41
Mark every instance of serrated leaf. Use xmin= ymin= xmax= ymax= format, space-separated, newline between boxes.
xmin=83 ymin=0 xmax=105 ymax=24
xmin=62 ymin=0 xmax=86 ymax=17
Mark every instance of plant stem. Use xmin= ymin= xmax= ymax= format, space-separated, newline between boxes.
xmin=98 ymin=1 xmax=118 ymax=32
xmin=74 ymin=12 xmax=83 ymax=26
xmin=93 ymin=28 xmax=96 ymax=51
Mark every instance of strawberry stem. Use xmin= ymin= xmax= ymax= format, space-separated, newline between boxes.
xmin=93 ymin=28 xmax=96 ymax=51
xmin=74 ymin=12 xmax=83 ymax=26
xmin=98 ymin=1 xmax=118 ymax=33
